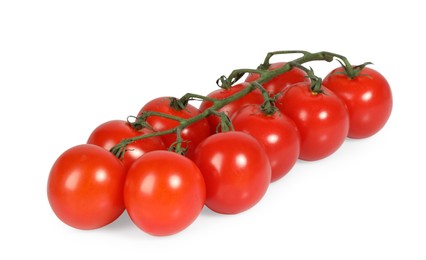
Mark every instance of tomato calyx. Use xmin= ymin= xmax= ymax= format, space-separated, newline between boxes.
xmin=216 ymin=75 xmax=235 ymax=90
xmin=210 ymin=110 xmax=234 ymax=132
xmin=335 ymin=60 xmax=374 ymax=79
xmin=290 ymin=64 xmax=325 ymax=95
xmin=128 ymin=115 xmax=154 ymax=131
xmin=169 ymin=97 xmax=188 ymax=111
xmin=216 ymin=70 xmax=260 ymax=90
xmin=167 ymin=127 xmax=189 ymax=155
xmin=110 ymin=113 xmax=179 ymax=159
xmin=250 ymin=81 xmax=279 ymax=115
xmin=308 ymin=75 xmax=325 ymax=95
xmin=260 ymin=97 xmax=279 ymax=115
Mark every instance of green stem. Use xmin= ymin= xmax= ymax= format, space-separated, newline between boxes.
xmin=323 ymin=52 xmax=357 ymax=78
xmin=110 ymin=128 xmax=177 ymax=159
xmin=110 ymin=50 xmax=352 ymax=158
xmin=140 ymin=111 xmax=185 ymax=123
xmin=256 ymin=51 xmax=335 ymax=84
xmin=251 ymin=82 xmax=278 ymax=115
xmin=259 ymin=50 xmax=312 ymax=70
xmin=129 ymin=115 xmax=155 ymax=131
xmin=169 ymin=127 xmax=186 ymax=154
xmin=111 ymin=84 xmax=256 ymax=157
xmin=179 ymin=92 xmax=218 ymax=105
xmin=287 ymin=63 xmax=324 ymax=94
xmin=210 ymin=110 xmax=234 ymax=132
xmin=223 ymin=68 xmax=265 ymax=88
xmin=169 ymin=97 xmax=187 ymax=110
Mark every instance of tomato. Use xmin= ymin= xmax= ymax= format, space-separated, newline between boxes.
xmin=124 ymin=151 xmax=205 ymax=236
xmin=199 ymin=83 xmax=264 ymax=133
xmin=322 ymin=66 xmax=393 ymax=138
xmin=192 ymin=131 xmax=271 ymax=214
xmin=138 ymin=97 xmax=210 ymax=158
xmin=87 ymin=120 xmax=166 ymax=170
xmin=47 ymin=144 xmax=126 ymax=230
xmin=231 ymin=104 xmax=300 ymax=182
xmin=245 ymin=62 xmax=310 ymax=95
xmin=276 ymin=82 xmax=349 ymax=161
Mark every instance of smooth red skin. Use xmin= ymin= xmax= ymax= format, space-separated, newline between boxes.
xmin=87 ymin=120 xmax=166 ymax=171
xmin=192 ymin=132 xmax=271 ymax=214
xmin=245 ymin=62 xmax=310 ymax=95
xmin=199 ymin=83 xmax=264 ymax=134
xmin=322 ymin=67 xmax=393 ymax=139
xmin=138 ymin=97 xmax=210 ymax=158
xmin=231 ymin=105 xmax=300 ymax=182
xmin=276 ymin=83 xmax=349 ymax=161
xmin=124 ymin=151 xmax=206 ymax=236
xmin=47 ymin=144 xmax=126 ymax=230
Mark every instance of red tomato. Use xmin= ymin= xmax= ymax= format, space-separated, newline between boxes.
xmin=192 ymin=131 xmax=271 ymax=214
xmin=124 ymin=151 xmax=205 ymax=236
xmin=231 ymin=104 xmax=300 ymax=182
xmin=199 ymin=83 xmax=264 ymax=133
xmin=47 ymin=144 xmax=126 ymax=230
xmin=276 ymin=82 xmax=349 ymax=161
xmin=87 ymin=120 xmax=166 ymax=170
xmin=138 ymin=97 xmax=210 ymax=158
xmin=245 ymin=62 xmax=310 ymax=95
xmin=322 ymin=66 xmax=393 ymax=138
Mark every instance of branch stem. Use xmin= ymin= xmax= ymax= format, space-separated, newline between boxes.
xmin=110 ymin=50 xmax=354 ymax=158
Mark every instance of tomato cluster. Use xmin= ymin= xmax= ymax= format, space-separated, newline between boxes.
xmin=47 ymin=52 xmax=392 ymax=236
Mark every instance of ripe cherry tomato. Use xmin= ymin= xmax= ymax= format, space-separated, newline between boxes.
xmin=245 ymin=62 xmax=310 ymax=95
xmin=199 ymin=83 xmax=264 ymax=133
xmin=87 ymin=120 xmax=166 ymax=170
xmin=124 ymin=151 xmax=206 ymax=236
xmin=231 ymin=104 xmax=300 ymax=182
xmin=138 ymin=97 xmax=210 ymax=158
xmin=276 ymin=82 xmax=349 ymax=161
xmin=192 ymin=131 xmax=271 ymax=214
xmin=47 ymin=144 xmax=126 ymax=230
xmin=322 ymin=66 xmax=393 ymax=138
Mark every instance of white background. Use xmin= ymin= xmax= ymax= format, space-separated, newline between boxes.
xmin=1 ymin=0 xmax=425 ymax=259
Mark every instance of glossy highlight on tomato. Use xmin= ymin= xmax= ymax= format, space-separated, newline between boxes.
xmin=47 ymin=144 xmax=126 ymax=230
xmin=322 ymin=66 xmax=392 ymax=138
xmin=124 ymin=150 xmax=206 ymax=236
xmin=192 ymin=131 xmax=271 ymax=214
xmin=276 ymin=82 xmax=349 ymax=161
xmin=232 ymin=104 xmax=300 ymax=182
xmin=87 ymin=120 xmax=166 ymax=170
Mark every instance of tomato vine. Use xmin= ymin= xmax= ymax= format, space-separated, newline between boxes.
xmin=110 ymin=50 xmax=364 ymax=157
